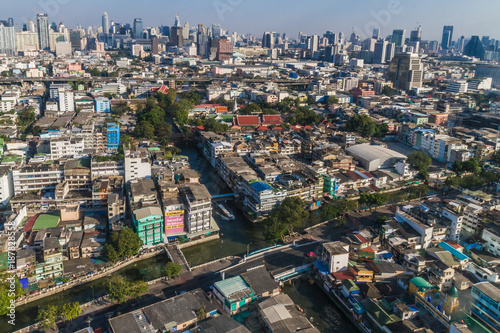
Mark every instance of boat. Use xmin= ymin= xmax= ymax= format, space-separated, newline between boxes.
xmin=217 ymin=203 xmax=235 ymax=220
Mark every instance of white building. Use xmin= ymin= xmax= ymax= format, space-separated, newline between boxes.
xmin=12 ymin=163 xmax=64 ymax=194
xmin=482 ymin=227 xmax=500 ymax=257
xmin=124 ymin=149 xmax=151 ymax=182
xmin=180 ymin=183 xmax=213 ymax=234
xmin=446 ymin=80 xmax=468 ymax=94
xmin=0 ymin=165 xmax=14 ymax=207
xmin=50 ymin=137 xmax=85 ymax=159
xmin=321 ymin=241 xmax=349 ymax=273
xmin=468 ymin=78 xmax=492 ymax=91
xmin=58 ymin=88 xmax=75 ymax=112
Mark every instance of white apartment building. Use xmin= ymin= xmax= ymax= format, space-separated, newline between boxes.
xmin=58 ymin=88 xmax=75 ymax=112
xmin=124 ymin=150 xmax=151 ymax=182
xmin=446 ymin=80 xmax=468 ymax=94
xmin=12 ymin=163 xmax=64 ymax=194
xmin=0 ymin=165 xmax=14 ymax=207
xmin=180 ymin=183 xmax=213 ymax=234
xmin=50 ymin=137 xmax=85 ymax=159
xmin=209 ymin=141 xmax=233 ymax=167
xmin=481 ymin=227 xmax=500 ymax=257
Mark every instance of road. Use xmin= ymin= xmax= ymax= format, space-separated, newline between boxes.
xmin=46 ymin=241 xmax=319 ymax=333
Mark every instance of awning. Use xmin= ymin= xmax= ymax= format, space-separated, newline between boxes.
xmin=19 ymin=278 xmax=29 ymax=288
xmin=314 ymin=260 xmax=329 ymax=277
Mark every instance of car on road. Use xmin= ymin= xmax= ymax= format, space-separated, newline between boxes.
xmin=306 ymin=252 xmax=315 ymax=257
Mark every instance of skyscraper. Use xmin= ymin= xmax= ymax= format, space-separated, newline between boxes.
xmin=307 ymin=35 xmax=319 ymax=53
xmin=36 ymin=14 xmax=50 ymax=51
xmin=174 ymin=14 xmax=180 ymax=28
xmin=0 ymin=20 xmax=16 ymax=55
xmin=441 ymin=26 xmax=454 ymax=50
xmin=262 ymin=32 xmax=275 ymax=49
xmin=170 ymin=26 xmax=183 ymax=47
xmin=388 ymin=52 xmax=423 ymax=90
xmin=464 ymin=36 xmax=486 ymax=59
xmin=7 ymin=18 xmax=13 ymax=27
xmin=372 ymin=29 xmax=380 ymax=40
xmin=133 ymin=18 xmax=143 ymax=39
xmin=212 ymin=24 xmax=222 ymax=39
xmin=392 ymin=29 xmax=406 ymax=47
xmin=102 ymin=12 xmax=109 ymax=34
xmin=457 ymin=36 xmax=465 ymax=53
xmin=410 ymin=26 xmax=422 ymax=42
xmin=374 ymin=40 xmax=388 ymax=64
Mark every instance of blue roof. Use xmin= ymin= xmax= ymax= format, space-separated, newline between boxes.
xmin=314 ymin=260 xmax=329 ymax=276
xmin=251 ymin=182 xmax=273 ymax=193
xmin=19 ymin=278 xmax=28 ymax=288
xmin=438 ymin=242 xmax=470 ymax=262
xmin=381 ymin=252 xmax=394 ymax=259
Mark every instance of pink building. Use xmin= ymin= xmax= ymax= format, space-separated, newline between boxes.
xmin=164 ymin=198 xmax=185 ymax=235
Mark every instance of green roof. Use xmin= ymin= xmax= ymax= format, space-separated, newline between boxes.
xmin=447 ymin=285 xmax=458 ymax=298
xmin=2 ymin=155 xmax=23 ymax=163
xmin=0 ymin=252 xmax=8 ymax=271
xmin=410 ymin=277 xmax=433 ymax=291
xmin=33 ymin=212 xmax=60 ymax=230
xmin=342 ymin=279 xmax=359 ymax=291
xmin=214 ymin=276 xmax=254 ymax=302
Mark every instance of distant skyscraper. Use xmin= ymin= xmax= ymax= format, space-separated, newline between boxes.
xmin=183 ymin=22 xmax=190 ymax=39
xmin=429 ymin=40 xmax=439 ymax=53
xmin=212 ymin=24 xmax=222 ymax=39
xmin=374 ymin=40 xmax=388 ymax=64
xmin=307 ymin=35 xmax=319 ymax=53
xmin=410 ymin=26 xmax=422 ymax=42
xmin=388 ymin=52 xmax=423 ymax=90
xmin=441 ymin=26 xmax=454 ymax=50
xmin=26 ymin=19 xmax=35 ymax=32
xmin=372 ymin=29 xmax=380 ymax=40
xmin=392 ymin=29 xmax=406 ymax=47
xmin=133 ymin=18 xmax=143 ymax=39
xmin=464 ymin=36 xmax=486 ymax=59
xmin=0 ymin=20 xmax=16 ymax=55
xmin=174 ymin=14 xmax=180 ymax=28
xmin=262 ymin=32 xmax=275 ymax=49
xmin=170 ymin=26 xmax=183 ymax=47
xmin=36 ymin=13 xmax=50 ymax=51
xmin=7 ymin=18 xmax=13 ymax=27
xmin=102 ymin=12 xmax=109 ymax=34
xmin=457 ymin=36 xmax=465 ymax=53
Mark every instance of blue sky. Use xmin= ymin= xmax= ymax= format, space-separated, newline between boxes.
xmin=3 ymin=0 xmax=499 ymax=40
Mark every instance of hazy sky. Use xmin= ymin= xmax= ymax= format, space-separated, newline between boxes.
xmin=3 ymin=0 xmax=499 ymax=41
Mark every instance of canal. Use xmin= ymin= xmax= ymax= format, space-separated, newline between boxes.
xmin=1 ymin=143 xmax=352 ymax=333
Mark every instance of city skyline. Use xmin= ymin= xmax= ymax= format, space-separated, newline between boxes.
xmin=3 ymin=0 xmax=499 ymax=41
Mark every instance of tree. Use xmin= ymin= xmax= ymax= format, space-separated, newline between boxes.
xmin=172 ymin=99 xmax=192 ymax=125
xmin=320 ymin=198 xmax=357 ymax=221
xmin=0 ymin=275 xmax=24 ymax=315
xmin=196 ymin=307 xmax=207 ymax=321
xmin=264 ymin=197 xmax=308 ymax=243
xmin=345 ymin=114 xmax=376 ymax=138
xmin=129 ymin=281 xmax=148 ymax=299
xmin=37 ymin=305 xmax=59 ymax=330
xmin=326 ymin=96 xmax=339 ymax=106
xmin=202 ymin=118 xmax=228 ymax=133
xmin=103 ymin=227 xmax=142 ymax=262
xmin=155 ymin=121 xmax=172 ymax=138
xmin=162 ymin=262 xmax=183 ymax=278
xmin=17 ymin=107 xmax=36 ymax=128
xmin=307 ymin=95 xmax=316 ymax=105
xmin=381 ymin=86 xmax=394 ymax=96
xmin=60 ymin=302 xmax=82 ymax=322
xmin=108 ymin=276 xmax=130 ymax=304
xmin=407 ymin=151 xmax=432 ymax=175
xmin=135 ymin=121 xmax=155 ymax=139
xmin=239 ymin=103 xmax=261 ymax=115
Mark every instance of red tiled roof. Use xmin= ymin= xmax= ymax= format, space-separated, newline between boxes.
xmin=333 ymin=271 xmax=355 ymax=280
xmin=304 ymin=125 xmax=313 ymax=130
xmin=257 ymin=126 xmax=268 ymax=131
xmin=369 ymin=184 xmax=379 ymax=191
xmin=446 ymin=240 xmax=463 ymax=249
xmin=361 ymin=246 xmax=375 ymax=253
xmin=236 ymin=115 xmax=260 ymax=126
xmin=347 ymin=172 xmax=361 ymax=180
xmin=23 ymin=215 xmax=38 ymax=233
xmin=262 ymin=115 xmax=282 ymax=125
xmin=158 ymin=85 xmax=169 ymax=94
xmin=273 ymin=127 xmax=282 ymax=131
xmin=195 ymin=126 xmax=205 ymax=130
xmin=355 ymin=234 xmax=369 ymax=244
